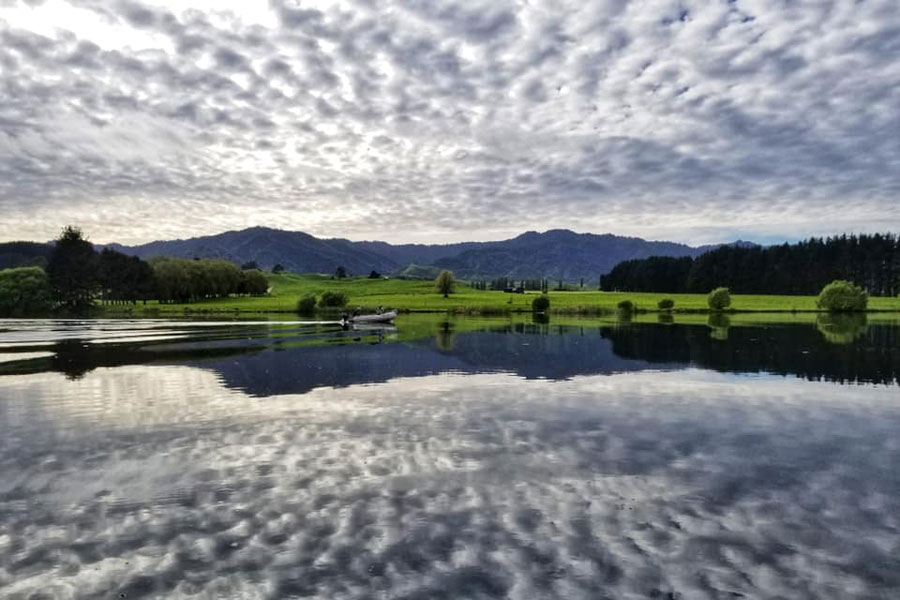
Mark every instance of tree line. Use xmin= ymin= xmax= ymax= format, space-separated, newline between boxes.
xmin=151 ymin=257 xmax=267 ymax=303
xmin=470 ymin=278 xmax=551 ymax=292
xmin=0 ymin=227 xmax=269 ymax=315
xmin=601 ymin=234 xmax=900 ymax=296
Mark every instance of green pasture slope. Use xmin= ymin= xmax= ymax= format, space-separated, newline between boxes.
xmin=104 ymin=273 xmax=900 ymax=315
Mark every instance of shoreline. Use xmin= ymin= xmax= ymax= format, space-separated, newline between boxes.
xmin=94 ymin=306 xmax=900 ymax=317
xmin=5 ymin=274 xmax=899 ymax=318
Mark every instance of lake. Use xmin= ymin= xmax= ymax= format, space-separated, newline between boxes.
xmin=1 ymin=315 xmax=898 ymax=599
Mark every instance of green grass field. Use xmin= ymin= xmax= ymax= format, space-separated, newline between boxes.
xmin=101 ymin=273 xmax=900 ymax=316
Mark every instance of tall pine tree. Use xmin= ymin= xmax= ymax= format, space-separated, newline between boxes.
xmin=46 ymin=226 xmax=100 ymax=310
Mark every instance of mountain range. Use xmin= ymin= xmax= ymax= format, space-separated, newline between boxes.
xmin=2 ymin=227 xmax=754 ymax=281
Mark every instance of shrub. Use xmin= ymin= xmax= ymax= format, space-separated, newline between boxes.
xmin=532 ymin=294 xmax=550 ymax=312
xmin=816 ymin=280 xmax=867 ymax=312
xmin=319 ymin=290 xmax=348 ymax=307
xmin=296 ymin=294 xmax=317 ymax=315
xmin=617 ymin=299 xmax=635 ymax=313
xmin=707 ymin=287 xmax=731 ymax=311
xmin=657 ymin=298 xmax=674 ymax=310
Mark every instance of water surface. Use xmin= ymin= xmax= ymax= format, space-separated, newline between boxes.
xmin=1 ymin=316 xmax=898 ymax=599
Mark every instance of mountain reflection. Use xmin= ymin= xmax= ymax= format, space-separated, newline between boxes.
xmin=0 ymin=317 xmax=897 ymax=394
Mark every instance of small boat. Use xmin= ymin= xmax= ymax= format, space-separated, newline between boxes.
xmin=342 ymin=310 xmax=397 ymax=326
xmin=348 ymin=322 xmax=398 ymax=335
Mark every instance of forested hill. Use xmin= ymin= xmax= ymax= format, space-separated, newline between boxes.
xmin=433 ymin=230 xmax=711 ymax=282
xmin=601 ymin=234 xmax=900 ymax=296
xmin=107 ymin=227 xmax=400 ymax=276
xmin=0 ymin=241 xmax=53 ymax=270
xmin=103 ymin=227 xmax=737 ymax=281
xmin=351 ymin=240 xmax=486 ymax=268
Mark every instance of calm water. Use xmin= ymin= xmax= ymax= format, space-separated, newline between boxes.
xmin=1 ymin=315 xmax=898 ymax=599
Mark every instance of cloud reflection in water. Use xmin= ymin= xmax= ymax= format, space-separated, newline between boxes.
xmin=2 ymin=365 xmax=899 ymax=599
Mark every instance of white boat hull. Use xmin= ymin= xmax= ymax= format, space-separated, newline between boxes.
xmin=346 ymin=310 xmax=397 ymax=324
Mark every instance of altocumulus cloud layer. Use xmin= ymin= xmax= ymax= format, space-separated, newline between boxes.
xmin=0 ymin=0 xmax=898 ymax=244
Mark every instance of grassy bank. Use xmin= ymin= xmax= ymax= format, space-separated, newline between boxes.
xmin=98 ymin=273 xmax=900 ymax=316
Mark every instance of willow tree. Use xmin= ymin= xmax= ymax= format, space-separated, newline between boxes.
xmin=0 ymin=267 xmax=52 ymax=316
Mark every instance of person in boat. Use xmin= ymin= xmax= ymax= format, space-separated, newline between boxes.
xmin=353 ymin=306 xmax=361 ymax=317
xmin=376 ymin=305 xmax=384 ymax=315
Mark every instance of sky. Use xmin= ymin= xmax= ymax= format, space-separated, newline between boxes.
xmin=0 ymin=0 xmax=898 ymax=246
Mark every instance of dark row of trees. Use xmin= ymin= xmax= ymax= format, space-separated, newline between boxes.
xmin=0 ymin=227 xmax=270 ymax=314
xmin=99 ymin=248 xmax=157 ymax=303
xmin=601 ymin=234 xmax=900 ymax=296
xmin=468 ymin=278 xmax=600 ymax=292
xmin=470 ymin=278 xmax=551 ymax=292
xmin=599 ymin=257 xmax=693 ymax=293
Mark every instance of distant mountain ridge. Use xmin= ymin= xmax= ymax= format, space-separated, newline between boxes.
xmin=3 ymin=227 xmax=756 ymax=281
xmin=106 ymin=227 xmax=749 ymax=281
xmin=108 ymin=227 xmax=399 ymax=276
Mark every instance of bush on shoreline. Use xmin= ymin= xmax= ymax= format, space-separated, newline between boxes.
xmin=617 ymin=299 xmax=635 ymax=314
xmin=296 ymin=294 xmax=317 ymax=315
xmin=707 ymin=287 xmax=731 ymax=311
xmin=816 ymin=280 xmax=868 ymax=312
xmin=531 ymin=294 xmax=550 ymax=312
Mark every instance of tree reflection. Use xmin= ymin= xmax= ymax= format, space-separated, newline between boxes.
xmin=435 ymin=321 xmax=456 ymax=352
xmin=2 ymin=318 xmax=898 ymax=391
xmin=816 ymin=313 xmax=868 ymax=344
xmin=531 ymin=313 xmax=550 ymax=325
xmin=707 ymin=313 xmax=731 ymax=341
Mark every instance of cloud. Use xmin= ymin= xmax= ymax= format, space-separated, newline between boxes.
xmin=0 ymin=0 xmax=898 ymax=244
